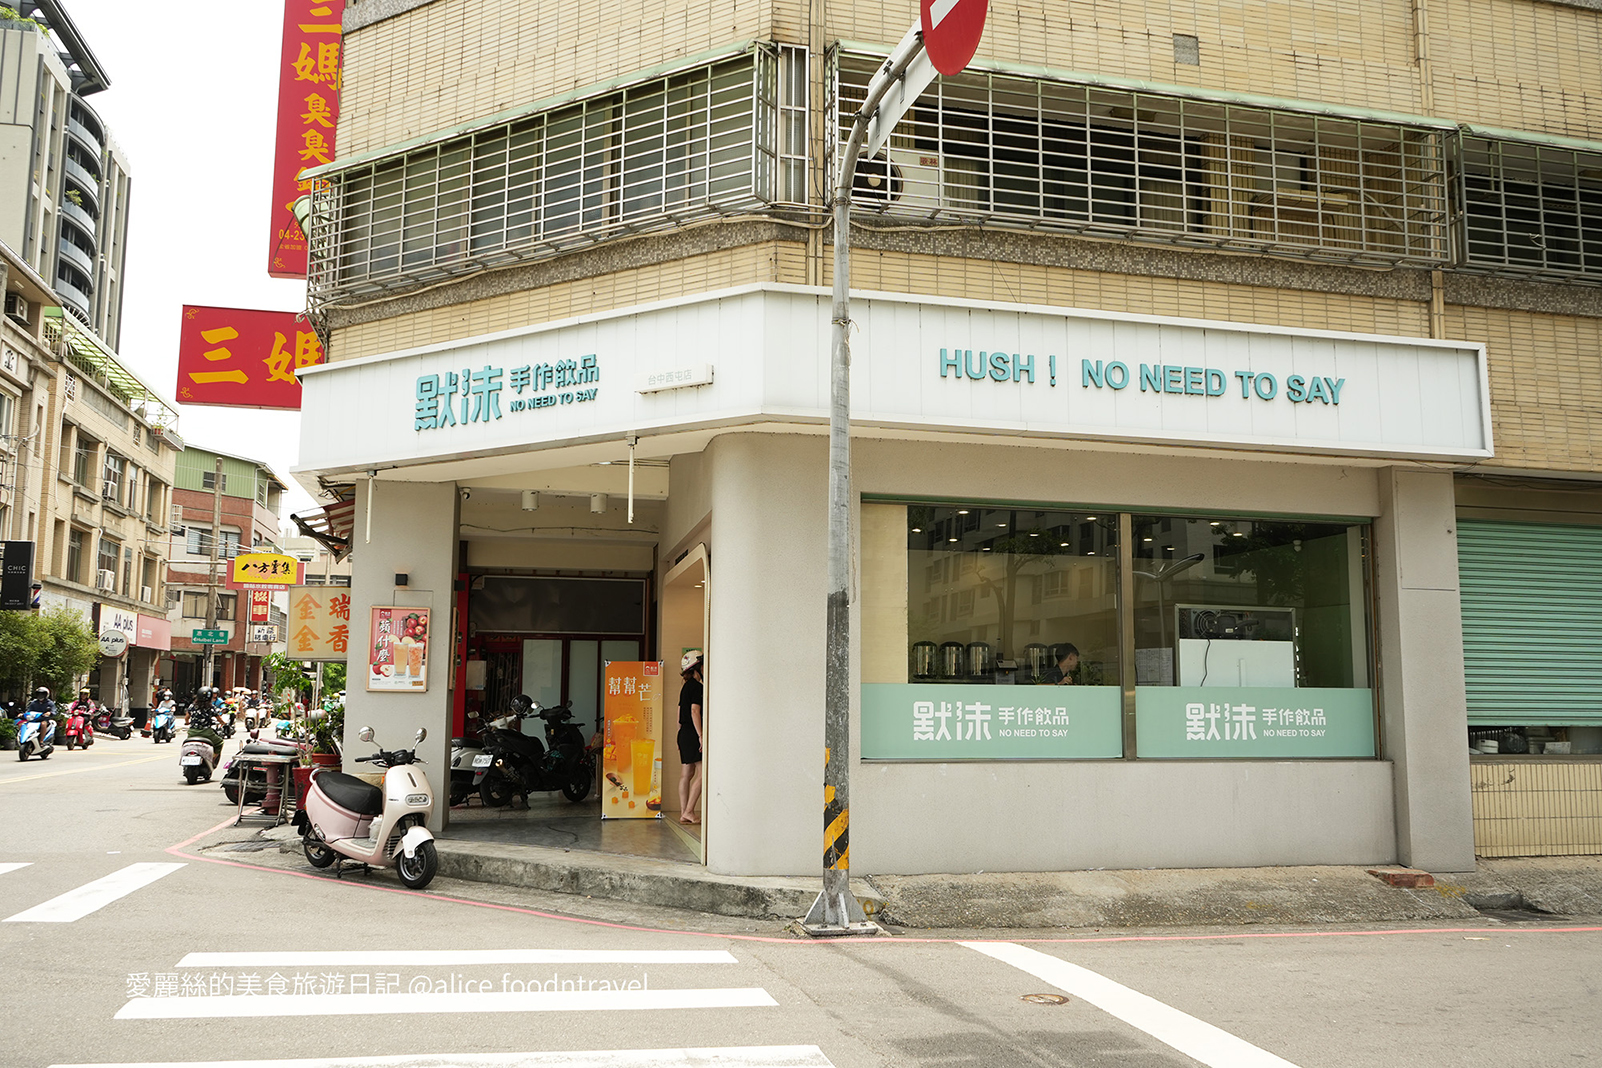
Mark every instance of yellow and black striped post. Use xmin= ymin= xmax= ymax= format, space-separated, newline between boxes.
xmin=823 ymin=748 xmax=848 ymax=871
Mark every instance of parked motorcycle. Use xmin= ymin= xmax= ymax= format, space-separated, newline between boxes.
xmin=449 ymin=737 xmax=485 ymax=806
xmin=63 ymin=699 xmax=96 ymax=750
xmin=475 ymin=696 xmax=595 ymax=807
xmin=101 ymin=712 xmax=134 ymax=740
xmin=292 ymin=726 xmax=439 ymax=889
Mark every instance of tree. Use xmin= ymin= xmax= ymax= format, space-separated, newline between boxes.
xmin=0 ymin=610 xmax=47 ymax=697
xmin=31 ymin=607 xmax=99 ymax=696
xmin=321 ymin=661 xmax=346 ymax=694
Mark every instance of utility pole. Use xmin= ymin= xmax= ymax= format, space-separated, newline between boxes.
xmin=202 ymin=455 xmax=223 ymax=691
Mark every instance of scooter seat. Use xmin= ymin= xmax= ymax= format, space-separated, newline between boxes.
xmin=318 ymin=771 xmax=385 ymax=816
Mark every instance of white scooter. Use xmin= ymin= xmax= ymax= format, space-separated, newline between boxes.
xmin=292 ymin=726 xmax=438 ymax=889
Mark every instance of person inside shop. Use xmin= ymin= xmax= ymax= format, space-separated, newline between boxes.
xmin=677 ymin=650 xmax=705 ymax=825
xmin=1043 ymin=643 xmax=1080 ymax=685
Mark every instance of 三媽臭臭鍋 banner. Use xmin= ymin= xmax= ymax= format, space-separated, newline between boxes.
xmin=368 ymin=607 xmax=429 ymax=691
xmin=602 ymin=662 xmax=663 ymax=817
xmin=861 ymin=683 xmax=1123 ymax=760
xmin=1134 ymin=687 xmax=1375 ymax=758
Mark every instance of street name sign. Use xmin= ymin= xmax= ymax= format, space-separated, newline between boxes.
xmin=191 ymin=629 xmax=229 ymax=645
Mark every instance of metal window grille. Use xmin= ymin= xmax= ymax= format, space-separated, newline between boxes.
xmin=1455 ymin=136 xmax=1602 ymax=281
xmin=310 ymin=49 xmax=791 ymax=306
xmin=834 ymin=51 xmax=1450 ymax=267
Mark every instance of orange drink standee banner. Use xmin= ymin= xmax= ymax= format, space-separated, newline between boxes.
xmin=602 ymin=662 xmax=663 ymax=818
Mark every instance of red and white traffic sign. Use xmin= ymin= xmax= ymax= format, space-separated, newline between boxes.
xmin=921 ymin=0 xmax=989 ymax=76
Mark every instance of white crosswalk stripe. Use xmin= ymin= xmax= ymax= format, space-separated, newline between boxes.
xmin=3 ymin=862 xmax=184 ymax=923
xmin=178 ymin=950 xmax=738 ymax=967
xmin=117 ymin=986 xmax=779 ymax=1020
xmin=48 ymin=1047 xmax=835 ymax=1068
xmin=0 ymin=861 xmax=33 ymax=877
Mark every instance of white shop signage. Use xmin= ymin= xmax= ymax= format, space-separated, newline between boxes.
xmin=297 ymin=285 xmax=1491 ymax=474
xmin=100 ymin=604 xmax=138 ymax=639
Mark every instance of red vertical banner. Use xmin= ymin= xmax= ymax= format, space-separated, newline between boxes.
xmin=268 ymin=0 xmax=345 ymax=279
xmin=248 ymin=590 xmax=271 ymax=624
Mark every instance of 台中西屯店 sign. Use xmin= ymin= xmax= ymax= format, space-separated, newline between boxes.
xmin=861 ymin=684 xmax=1123 ymax=760
xmin=288 ymin=586 xmax=351 ymax=661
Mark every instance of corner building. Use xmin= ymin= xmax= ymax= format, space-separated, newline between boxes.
xmin=296 ymin=0 xmax=1602 ymax=874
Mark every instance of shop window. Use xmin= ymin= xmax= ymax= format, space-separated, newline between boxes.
xmin=1130 ymin=515 xmax=1374 ymax=759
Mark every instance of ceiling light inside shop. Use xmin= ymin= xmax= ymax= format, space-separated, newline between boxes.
xmin=1085 ymin=516 xmax=1096 ymax=520
xmin=1233 ymin=531 xmax=1245 ymax=537
xmin=949 ymin=538 xmax=958 ymax=543
xmin=957 ymin=509 xmax=969 ymax=515
xmin=1210 ymin=521 xmax=1220 ymax=526
xmin=1060 ymin=542 xmax=1069 ymax=547
xmin=911 ymin=528 xmax=922 ymax=533
xmin=1143 ymin=537 xmax=1153 ymax=542
xmin=997 ymin=523 xmax=1008 ymax=528
xmin=981 ymin=547 xmax=991 ymax=551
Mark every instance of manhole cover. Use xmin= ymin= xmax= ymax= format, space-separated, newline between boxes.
xmin=1020 ymin=993 xmax=1070 ymax=1005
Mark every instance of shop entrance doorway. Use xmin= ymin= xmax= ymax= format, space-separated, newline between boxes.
xmin=661 ymin=545 xmax=709 ymax=862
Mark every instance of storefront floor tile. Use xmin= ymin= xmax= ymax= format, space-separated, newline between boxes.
xmin=443 ymin=794 xmax=699 ymax=863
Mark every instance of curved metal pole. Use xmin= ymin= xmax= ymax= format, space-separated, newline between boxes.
xmin=805 ymin=38 xmax=927 ymax=935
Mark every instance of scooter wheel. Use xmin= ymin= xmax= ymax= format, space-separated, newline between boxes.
xmin=303 ymin=837 xmax=337 ymax=869
xmin=64 ymin=736 xmax=75 ymax=751
xmin=16 ymin=748 xmax=25 ymax=762
xmin=395 ymin=840 xmax=438 ymax=889
xmin=185 ymin=767 xmax=201 ymax=785
xmin=478 ymin=770 xmax=515 ymax=808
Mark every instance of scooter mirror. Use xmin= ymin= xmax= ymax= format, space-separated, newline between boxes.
xmin=414 ymin=727 xmax=427 ymax=744
xmin=359 ymin=726 xmax=375 ymax=743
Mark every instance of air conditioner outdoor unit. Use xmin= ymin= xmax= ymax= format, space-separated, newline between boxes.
xmin=95 ymin=568 xmax=116 ymax=591
xmin=141 ymin=585 xmax=153 ymax=602
xmin=102 ymin=480 xmax=119 ymax=500
xmin=169 ymin=505 xmax=183 ymax=528
xmin=884 ymin=145 xmax=942 ymax=211
xmin=3 ymin=292 xmax=28 ymax=325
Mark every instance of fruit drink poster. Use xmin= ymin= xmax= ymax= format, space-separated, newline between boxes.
xmin=602 ymin=661 xmax=663 ymax=818
xmin=368 ymin=607 xmax=430 ymax=691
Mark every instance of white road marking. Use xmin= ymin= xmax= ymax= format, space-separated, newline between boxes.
xmin=963 ymin=941 xmax=1303 ymax=1068
xmin=0 ymin=862 xmax=33 ymax=876
xmin=178 ymin=949 xmax=738 ymax=967
xmin=3 ymin=862 xmax=185 ymax=923
xmin=929 ymin=0 xmax=962 ymax=27
xmin=116 ymin=987 xmax=779 ymax=1020
xmin=48 ymin=1047 xmax=834 ymax=1068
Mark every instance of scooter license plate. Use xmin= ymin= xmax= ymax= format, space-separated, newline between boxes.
xmin=472 ymin=754 xmax=493 ymax=767
xmin=181 ymin=756 xmax=203 ymax=766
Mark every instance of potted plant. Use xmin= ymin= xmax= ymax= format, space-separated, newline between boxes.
xmin=0 ymin=716 xmax=16 ymax=751
xmin=306 ymin=700 xmax=343 ymax=767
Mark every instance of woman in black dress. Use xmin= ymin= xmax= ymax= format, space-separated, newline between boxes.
xmin=677 ymin=651 xmax=704 ymax=824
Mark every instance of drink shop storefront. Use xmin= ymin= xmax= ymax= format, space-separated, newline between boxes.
xmin=297 ymin=285 xmax=1491 ymax=876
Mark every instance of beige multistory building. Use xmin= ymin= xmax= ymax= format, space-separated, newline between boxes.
xmin=292 ymin=0 xmax=1602 ymax=874
xmin=2 ymin=239 xmax=180 ymax=714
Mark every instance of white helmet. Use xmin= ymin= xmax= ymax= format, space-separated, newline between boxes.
xmin=680 ymin=650 xmax=704 ymax=674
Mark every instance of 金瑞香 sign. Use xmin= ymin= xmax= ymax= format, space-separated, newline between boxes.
xmin=288 ymin=587 xmax=351 ymax=661
xmin=861 ymin=683 xmax=1123 ymax=760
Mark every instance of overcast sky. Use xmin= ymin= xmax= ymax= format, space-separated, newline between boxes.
xmin=66 ymin=2 xmax=319 ymax=520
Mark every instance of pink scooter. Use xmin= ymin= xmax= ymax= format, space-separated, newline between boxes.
xmin=293 ymin=726 xmax=438 ymax=889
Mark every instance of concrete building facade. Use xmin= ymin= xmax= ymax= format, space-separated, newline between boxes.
xmin=292 ymin=0 xmax=1602 ymax=873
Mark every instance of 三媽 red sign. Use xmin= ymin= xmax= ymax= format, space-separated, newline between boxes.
xmin=176 ymin=305 xmax=325 ymax=410
xmin=268 ymin=0 xmax=345 ymax=279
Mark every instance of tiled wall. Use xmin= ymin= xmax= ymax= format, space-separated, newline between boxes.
xmin=339 ymin=0 xmax=776 ymax=156
xmin=331 ymin=242 xmax=807 ymax=359
xmin=1446 ymin=304 xmax=1602 ymax=472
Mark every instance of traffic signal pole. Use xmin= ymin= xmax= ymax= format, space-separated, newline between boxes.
xmin=801 ymin=33 xmax=930 ymax=938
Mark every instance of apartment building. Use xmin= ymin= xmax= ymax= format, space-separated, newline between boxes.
xmin=290 ymin=0 xmax=1602 ymax=873
xmin=0 ymin=1 xmax=132 ymax=346
xmin=164 ymin=447 xmax=290 ymax=695
xmin=2 ymin=239 xmax=180 ymax=715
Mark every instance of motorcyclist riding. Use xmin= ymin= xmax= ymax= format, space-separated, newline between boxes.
xmin=20 ymin=687 xmax=57 ymax=745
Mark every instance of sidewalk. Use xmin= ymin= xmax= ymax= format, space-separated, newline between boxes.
xmin=426 ymin=829 xmax=1602 ymax=928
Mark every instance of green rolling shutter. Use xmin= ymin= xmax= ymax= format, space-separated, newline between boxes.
xmin=1457 ymin=519 xmax=1602 ymax=726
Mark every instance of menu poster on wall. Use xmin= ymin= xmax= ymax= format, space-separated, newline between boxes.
xmin=602 ymin=661 xmax=663 ymax=818
xmin=368 ymin=606 xmax=430 ymax=692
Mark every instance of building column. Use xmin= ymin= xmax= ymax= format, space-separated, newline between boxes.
xmin=704 ymin=434 xmax=829 ymax=876
xmin=1372 ymin=467 xmax=1476 ymax=871
xmin=126 ymin=648 xmax=156 ymax=715
xmin=345 ymin=480 xmax=460 ymax=830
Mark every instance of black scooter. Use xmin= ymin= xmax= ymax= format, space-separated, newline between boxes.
xmin=476 ymin=698 xmax=595 ymax=807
